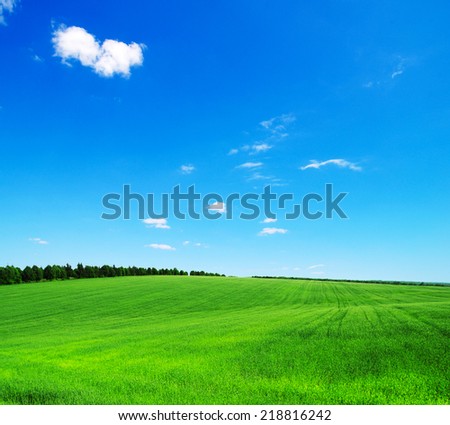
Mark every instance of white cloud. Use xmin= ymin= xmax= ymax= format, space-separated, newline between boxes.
xmin=247 ymin=172 xmax=272 ymax=181
xmin=228 ymin=114 xmax=295 ymax=162
xmin=308 ymin=264 xmax=325 ymax=270
xmin=251 ymin=143 xmax=272 ymax=153
xmin=207 ymin=202 xmax=226 ymax=213
xmin=145 ymin=243 xmax=176 ymax=251
xmin=0 ymin=0 xmax=17 ymax=25
xmin=262 ymin=218 xmax=278 ymax=223
xmin=29 ymin=237 xmax=49 ymax=245
xmin=237 ymin=162 xmax=263 ymax=169
xmin=180 ymin=164 xmax=195 ymax=174
xmin=391 ymin=56 xmax=408 ymax=79
xmin=52 ymin=25 xmax=144 ymax=78
xmin=258 ymin=227 xmax=288 ymax=236
xmin=143 ymin=218 xmax=171 ymax=229
xmin=260 ymin=118 xmax=275 ymax=130
xmin=391 ymin=69 xmax=404 ymax=79
xmin=183 ymin=240 xmax=208 ymax=248
xmin=300 ymin=159 xmax=362 ymax=171
xmin=260 ymin=113 xmax=296 ymax=131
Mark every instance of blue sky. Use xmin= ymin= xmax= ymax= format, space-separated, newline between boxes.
xmin=1 ymin=0 xmax=449 ymax=282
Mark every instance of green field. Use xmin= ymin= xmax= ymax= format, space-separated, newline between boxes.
xmin=0 ymin=276 xmax=448 ymax=405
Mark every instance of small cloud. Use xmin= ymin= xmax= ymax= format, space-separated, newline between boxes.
xmin=391 ymin=69 xmax=403 ymax=79
xmin=260 ymin=118 xmax=275 ymax=130
xmin=247 ymin=172 xmax=272 ymax=181
xmin=391 ymin=56 xmax=408 ymax=79
xmin=143 ymin=218 xmax=171 ymax=229
xmin=228 ymin=148 xmax=239 ymax=155
xmin=145 ymin=243 xmax=176 ymax=251
xmin=300 ymin=159 xmax=362 ymax=171
xmin=237 ymin=162 xmax=263 ymax=169
xmin=251 ymin=143 xmax=272 ymax=154
xmin=308 ymin=264 xmax=325 ymax=270
xmin=207 ymin=202 xmax=226 ymax=213
xmin=52 ymin=25 xmax=145 ymax=78
xmin=0 ymin=0 xmax=17 ymax=25
xmin=258 ymin=227 xmax=288 ymax=236
xmin=262 ymin=218 xmax=278 ymax=223
xmin=183 ymin=240 xmax=208 ymax=248
xmin=260 ymin=113 xmax=296 ymax=131
xmin=29 ymin=237 xmax=49 ymax=245
xmin=180 ymin=164 xmax=195 ymax=175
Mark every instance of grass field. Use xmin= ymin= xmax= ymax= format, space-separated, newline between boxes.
xmin=0 ymin=276 xmax=448 ymax=405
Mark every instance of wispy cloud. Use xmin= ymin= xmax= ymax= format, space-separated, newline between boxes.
xmin=260 ymin=113 xmax=296 ymax=132
xmin=143 ymin=218 xmax=171 ymax=229
xmin=180 ymin=164 xmax=195 ymax=174
xmin=0 ymin=0 xmax=17 ymax=25
xmin=237 ymin=162 xmax=263 ymax=169
xmin=229 ymin=144 xmax=273 ymax=155
xmin=52 ymin=25 xmax=145 ymax=78
xmin=364 ymin=55 xmax=411 ymax=88
xmin=251 ymin=143 xmax=272 ymax=154
xmin=258 ymin=227 xmax=288 ymax=236
xmin=262 ymin=218 xmax=278 ymax=223
xmin=391 ymin=56 xmax=408 ymax=79
xmin=183 ymin=241 xmax=208 ymax=248
xmin=145 ymin=243 xmax=176 ymax=251
xmin=308 ymin=264 xmax=325 ymax=270
xmin=229 ymin=114 xmax=295 ymax=157
xmin=29 ymin=237 xmax=49 ymax=245
xmin=391 ymin=69 xmax=403 ymax=79
xmin=300 ymin=159 xmax=362 ymax=171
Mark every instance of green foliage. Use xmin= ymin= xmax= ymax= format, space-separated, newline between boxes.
xmin=0 ymin=276 xmax=448 ymax=405
xmin=0 ymin=264 xmax=219 ymax=285
xmin=0 ymin=266 xmax=22 ymax=285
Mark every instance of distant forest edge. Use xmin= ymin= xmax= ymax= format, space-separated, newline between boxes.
xmin=0 ymin=264 xmax=225 ymax=286
xmin=252 ymin=275 xmax=450 ymax=288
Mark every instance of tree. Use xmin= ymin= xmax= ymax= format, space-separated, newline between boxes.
xmin=64 ymin=264 xmax=74 ymax=279
xmin=21 ymin=266 xmax=35 ymax=283
xmin=32 ymin=265 xmax=43 ymax=281
xmin=44 ymin=265 xmax=55 ymax=281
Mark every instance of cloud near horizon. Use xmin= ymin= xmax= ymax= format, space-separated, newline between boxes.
xmin=308 ymin=264 xmax=325 ymax=270
xmin=52 ymin=25 xmax=145 ymax=78
xmin=29 ymin=237 xmax=49 ymax=245
xmin=300 ymin=159 xmax=362 ymax=171
xmin=145 ymin=243 xmax=175 ymax=251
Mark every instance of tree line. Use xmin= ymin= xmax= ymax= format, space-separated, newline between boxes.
xmin=0 ymin=264 xmax=225 ymax=285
